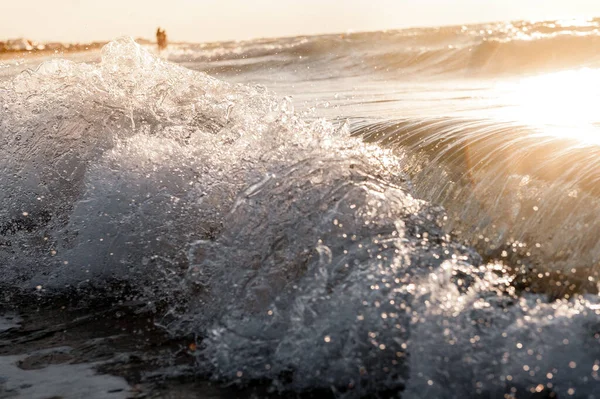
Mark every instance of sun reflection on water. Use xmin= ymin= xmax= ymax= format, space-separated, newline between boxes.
xmin=495 ymin=68 xmax=600 ymax=146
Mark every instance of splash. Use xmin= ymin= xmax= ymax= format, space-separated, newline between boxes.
xmin=1 ymin=38 xmax=599 ymax=397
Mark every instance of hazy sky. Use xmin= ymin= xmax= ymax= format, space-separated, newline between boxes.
xmin=2 ymin=0 xmax=600 ymax=43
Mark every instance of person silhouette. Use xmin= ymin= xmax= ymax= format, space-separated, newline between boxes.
xmin=156 ymin=28 xmax=168 ymax=51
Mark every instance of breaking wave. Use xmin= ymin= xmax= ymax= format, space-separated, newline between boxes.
xmin=354 ymin=117 xmax=600 ymax=295
xmin=1 ymin=38 xmax=599 ymax=397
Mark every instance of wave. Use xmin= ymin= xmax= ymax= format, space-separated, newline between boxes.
xmin=353 ymin=117 xmax=600 ymax=295
xmin=167 ymin=18 xmax=600 ymax=78
xmin=1 ymin=38 xmax=599 ymax=397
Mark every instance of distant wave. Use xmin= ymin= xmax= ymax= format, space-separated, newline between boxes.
xmin=167 ymin=18 xmax=600 ymax=77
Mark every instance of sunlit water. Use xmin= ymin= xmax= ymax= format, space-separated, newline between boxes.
xmin=1 ymin=17 xmax=600 ymax=398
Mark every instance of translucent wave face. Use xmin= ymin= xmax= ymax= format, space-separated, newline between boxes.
xmin=355 ymin=116 xmax=600 ymax=297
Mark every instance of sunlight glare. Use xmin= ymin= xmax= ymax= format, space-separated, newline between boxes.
xmin=496 ymin=68 xmax=600 ymax=145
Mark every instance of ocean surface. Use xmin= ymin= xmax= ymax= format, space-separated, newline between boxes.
xmin=1 ymin=18 xmax=600 ymax=398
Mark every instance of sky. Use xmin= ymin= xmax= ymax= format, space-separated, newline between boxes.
xmin=2 ymin=0 xmax=600 ymax=43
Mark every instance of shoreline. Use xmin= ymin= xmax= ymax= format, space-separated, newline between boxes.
xmin=0 ymin=41 xmax=105 ymax=56
xmin=0 ymin=47 xmax=102 ymax=62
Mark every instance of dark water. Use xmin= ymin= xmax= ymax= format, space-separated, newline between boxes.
xmin=1 ymin=18 xmax=600 ymax=398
